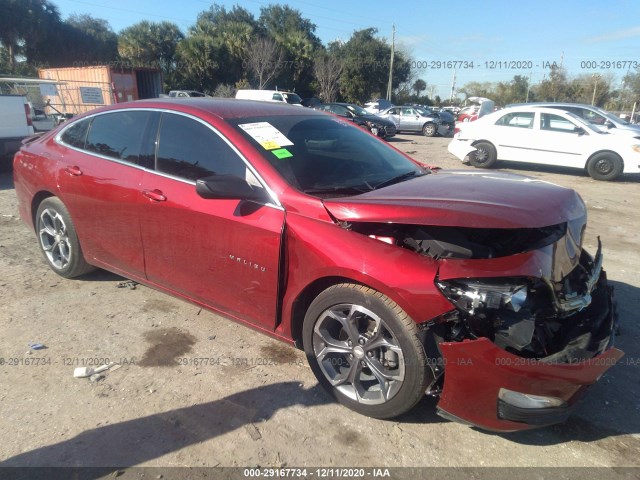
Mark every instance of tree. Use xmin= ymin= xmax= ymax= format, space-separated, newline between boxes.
xmin=412 ymin=79 xmax=426 ymax=97
xmin=244 ymin=36 xmax=284 ymax=89
xmin=65 ymin=14 xmax=118 ymax=62
xmin=258 ymin=5 xmax=321 ymax=95
xmin=118 ymin=21 xmax=183 ymax=80
xmin=313 ymin=51 xmax=343 ymax=102
xmin=0 ymin=0 xmax=61 ymax=71
xmin=535 ymin=65 xmax=569 ymax=102
xmin=175 ymin=28 xmax=222 ymax=92
xmin=191 ymin=5 xmax=258 ymax=86
xmin=334 ymin=28 xmax=410 ymax=104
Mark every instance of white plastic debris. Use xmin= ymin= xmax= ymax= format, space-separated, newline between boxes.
xmin=73 ymin=363 xmax=115 ymax=378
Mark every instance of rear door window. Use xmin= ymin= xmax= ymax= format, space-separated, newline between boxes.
xmin=155 ymin=113 xmax=246 ymax=181
xmin=85 ymin=111 xmax=153 ymax=163
xmin=495 ymin=112 xmax=534 ymax=128
xmin=60 ymin=118 xmax=90 ymax=149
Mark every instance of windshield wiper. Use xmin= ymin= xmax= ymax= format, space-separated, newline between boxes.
xmin=373 ymin=170 xmax=427 ymax=190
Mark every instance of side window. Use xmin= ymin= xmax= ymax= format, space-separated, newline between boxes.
xmin=85 ymin=111 xmax=152 ymax=162
xmin=401 ymin=108 xmax=414 ymax=116
xmin=540 ymin=113 xmax=579 ymax=133
xmin=582 ymin=109 xmax=606 ymax=125
xmin=333 ymin=106 xmax=348 ymax=116
xmin=272 ymin=93 xmax=283 ymax=101
xmin=156 ymin=114 xmax=246 ymax=181
xmin=60 ymin=118 xmax=90 ymax=149
xmin=495 ymin=112 xmax=534 ymax=128
xmin=388 ymin=108 xmax=399 ymax=115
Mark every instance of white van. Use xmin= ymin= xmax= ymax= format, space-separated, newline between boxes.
xmin=235 ymin=89 xmax=303 ymax=106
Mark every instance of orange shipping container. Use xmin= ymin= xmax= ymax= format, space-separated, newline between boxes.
xmin=38 ymin=65 xmax=162 ymax=115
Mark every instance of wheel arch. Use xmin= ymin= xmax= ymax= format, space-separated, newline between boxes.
xmin=31 ymin=190 xmax=56 ymax=231
xmin=289 ymin=275 xmax=420 ymax=350
xmin=471 ymin=139 xmax=496 ymax=149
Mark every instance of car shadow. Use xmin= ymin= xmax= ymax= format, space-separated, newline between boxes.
xmin=386 ymin=137 xmax=413 ymax=143
xmin=78 ymin=269 xmax=126 ymax=283
xmin=484 ymin=280 xmax=640 ymax=447
xmin=0 ymin=171 xmax=14 ymax=191
xmin=0 ymin=382 xmax=331 ymax=470
xmin=497 ymin=161 xmax=640 ymax=183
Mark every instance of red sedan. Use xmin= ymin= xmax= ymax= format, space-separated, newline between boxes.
xmin=13 ymin=99 xmax=622 ymax=431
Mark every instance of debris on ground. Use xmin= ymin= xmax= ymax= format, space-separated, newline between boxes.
xmin=116 ymin=280 xmax=138 ymax=290
xmin=73 ymin=363 xmax=117 ymax=378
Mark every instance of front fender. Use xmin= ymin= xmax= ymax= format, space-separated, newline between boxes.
xmin=276 ymin=212 xmax=454 ymax=339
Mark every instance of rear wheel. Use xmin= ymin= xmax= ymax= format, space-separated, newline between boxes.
xmin=470 ymin=141 xmax=497 ymax=168
xmin=35 ymin=197 xmax=95 ymax=278
xmin=303 ymin=283 xmax=430 ymax=419
xmin=587 ymin=152 xmax=623 ymax=181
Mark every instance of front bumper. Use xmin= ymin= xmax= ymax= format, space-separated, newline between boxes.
xmin=437 ymin=337 xmax=622 ymax=431
xmin=435 ymin=252 xmax=622 ymax=431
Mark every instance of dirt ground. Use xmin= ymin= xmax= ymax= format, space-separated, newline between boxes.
xmin=1 ymin=135 xmax=639 ymax=477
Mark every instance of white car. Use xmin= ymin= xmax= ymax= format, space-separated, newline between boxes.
xmin=448 ymin=106 xmax=640 ymax=181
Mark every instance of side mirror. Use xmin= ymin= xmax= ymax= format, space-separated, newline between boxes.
xmin=605 ymin=121 xmax=614 ymax=129
xmin=196 ymin=175 xmax=268 ymax=202
xmin=574 ymin=126 xmax=586 ymax=136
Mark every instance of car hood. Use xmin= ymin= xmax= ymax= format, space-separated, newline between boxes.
xmin=323 ymin=170 xmax=585 ymax=229
xmin=358 ymin=114 xmax=395 ymax=127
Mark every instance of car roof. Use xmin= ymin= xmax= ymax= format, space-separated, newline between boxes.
xmin=82 ymin=98 xmax=324 ymax=120
xmin=506 ymin=102 xmax=601 ymax=109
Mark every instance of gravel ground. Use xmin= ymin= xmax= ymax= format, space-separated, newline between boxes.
xmin=0 ymin=135 xmax=639 ymax=478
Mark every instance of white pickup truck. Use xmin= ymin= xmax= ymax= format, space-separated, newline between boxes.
xmin=1 ymin=95 xmax=35 ymax=169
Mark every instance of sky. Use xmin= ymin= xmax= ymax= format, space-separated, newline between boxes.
xmin=51 ymin=0 xmax=640 ymax=98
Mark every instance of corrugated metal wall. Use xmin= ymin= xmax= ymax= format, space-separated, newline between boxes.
xmin=38 ymin=66 xmax=162 ymax=114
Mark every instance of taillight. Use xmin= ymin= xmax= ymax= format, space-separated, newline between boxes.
xmin=454 ymin=127 xmax=460 ymax=135
xmin=24 ymin=104 xmax=33 ymax=127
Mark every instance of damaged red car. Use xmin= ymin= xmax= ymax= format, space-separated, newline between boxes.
xmin=13 ymin=99 xmax=622 ymax=432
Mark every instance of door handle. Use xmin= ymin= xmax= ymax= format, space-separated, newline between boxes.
xmin=65 ymin=165 xmax=82 ymax=176
xmin=142 ymin=189 xmax=167 ymax=202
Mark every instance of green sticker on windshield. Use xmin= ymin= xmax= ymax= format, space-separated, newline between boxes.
xmin=272 ymin=148 xmax=293 ymax=159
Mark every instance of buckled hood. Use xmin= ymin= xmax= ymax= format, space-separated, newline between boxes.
xmin=323 ymin=170 xmax=586 ymax=229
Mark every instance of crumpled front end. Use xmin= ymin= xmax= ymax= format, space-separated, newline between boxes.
xmin=431 ymin=234 xmax=623 ymax=431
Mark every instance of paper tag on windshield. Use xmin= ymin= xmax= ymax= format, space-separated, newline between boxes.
xmin=239 ymin=122 xmax=293 ymax=150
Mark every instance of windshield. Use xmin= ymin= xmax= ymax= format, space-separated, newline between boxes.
xmin=345 ymin=104 xmax=369 ymax=116
xmin=283 ymin=93 xmax=302 ymax=105
xmin=229 ymin=115 xmax=425 ymax=197
xmin=564 ymin=111 xmax=603 ymax=134
xmin=600 ymin=109 xmax=628 ymax=125
xmin=415 ymin=107 xmax=433 ymax=116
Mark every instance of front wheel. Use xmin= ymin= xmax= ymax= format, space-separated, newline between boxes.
xmin=587 ymin=152 xmax=623 ymax=181
xmin=423 ymin=123 xmax=437 ymax=137
xmin=303 ymin=283 xmax=430 ymax=419
xmin=35 ymin=197 xmax=95 ymax=278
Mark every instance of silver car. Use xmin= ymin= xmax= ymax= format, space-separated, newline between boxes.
xmin=378 ymin=106 xmax=450 ymax=137
xmin=507 ymin=102 xmax=640 ymax=138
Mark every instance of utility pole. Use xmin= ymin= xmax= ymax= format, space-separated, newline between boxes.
xmin=449 ymin=69 xmax=456 ymax=103
xmin=525 ymin=71 xmax=532 ymax=102
xmin=592 ymin=73 xmax=601 ymax=106
xmin=386 ymin=24 xmax=395 ymax=101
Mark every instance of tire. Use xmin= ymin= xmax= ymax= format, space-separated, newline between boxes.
xmin=423 ymin=123 xmax=437 ymax=137
xmin=302 ymin=283 xmax=431 ymax=419
xmin=470 ymin=141 xmax=497 ymax=168
xmin=587 ymin=152 xmax=623 ymax=181
xmin=35 ymin=197 xmax=95 ymax=278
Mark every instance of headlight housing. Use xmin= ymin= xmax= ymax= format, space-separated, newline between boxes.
xmin=436 ymin=278 xmax=529 ymax=315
